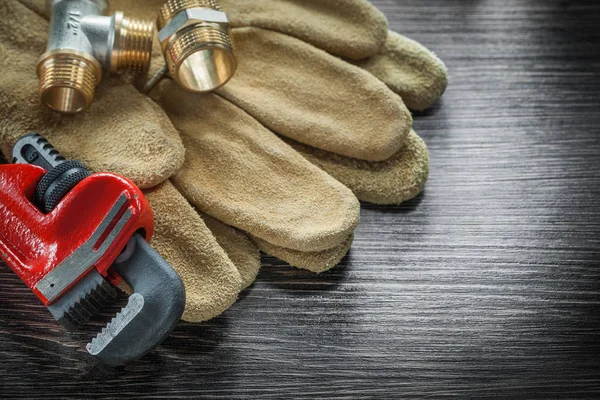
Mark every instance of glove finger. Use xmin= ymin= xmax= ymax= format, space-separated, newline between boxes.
xmin=0 ymin=0 xmax=184 ymax=189
xmin=200 ymin=213 xmax=261 ymax=290
xmin=55 ymin=81 xmax=184 ymax=189
xmin=154 ymin=82 xmax=360 ymax=253
xmin=252 ymin=234 xmax=354 ymax=274
xmin=218 ymin=27 xmax=412 ymax=162
xmin=144 ymin=180 xmax=243 ymax=323
xmin=358 ymin=31 xmax=448 ymax=111
xmin=288 ymin=130 xmax=429 ymax=205
xmin=221 ymin=0 xmax=388 ymax=60
xmin=110 ymin=0 xmax=388 ymax=60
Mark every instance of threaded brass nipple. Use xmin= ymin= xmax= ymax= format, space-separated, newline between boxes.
xmin=37 ymin=51 xmax=101 ymax=114
xmin=112 ymin=13 xmax=155 ymax=74
xmin=158 ymin=0 xmax=237 ymax=93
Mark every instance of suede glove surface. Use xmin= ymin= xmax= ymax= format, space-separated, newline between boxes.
xmin=2 ymin=0 xmax=448 ymax=323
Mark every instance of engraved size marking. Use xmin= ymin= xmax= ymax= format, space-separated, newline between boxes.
xmin=67 ymin=12 xmax=81 ymax=35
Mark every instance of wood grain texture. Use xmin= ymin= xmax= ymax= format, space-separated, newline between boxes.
xmin=2 ymin=0 xmax=600 ymax=398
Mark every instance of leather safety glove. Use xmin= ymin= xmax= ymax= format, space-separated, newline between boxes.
xmin=0 ymin=0 xmax=259 ymax=323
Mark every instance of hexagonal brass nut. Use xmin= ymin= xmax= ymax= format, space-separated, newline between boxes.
xmin=158 ymin=8 xmax=230 ymax=47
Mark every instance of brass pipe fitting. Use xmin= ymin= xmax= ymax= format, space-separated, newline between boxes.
xmin=38 ymin=0 xmax=154 ymax=114
xmin=157 ymin=0 xmax=237 ymax=93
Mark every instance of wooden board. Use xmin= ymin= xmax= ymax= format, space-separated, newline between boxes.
xmin=1 ymin=0 xmax=599 ymax=398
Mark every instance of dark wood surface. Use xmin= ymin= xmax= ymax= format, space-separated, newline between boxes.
xmin=2 ymin=0 xmax=600 ymax=398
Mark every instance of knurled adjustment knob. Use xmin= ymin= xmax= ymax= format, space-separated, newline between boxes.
xmin=36 ymin=160 xmax=92 ymax=213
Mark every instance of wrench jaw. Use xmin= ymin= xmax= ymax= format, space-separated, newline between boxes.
xmin=47 ymin=271 xmax=118 ymax=330
xmin=86 ymin=234 xmax=186 ymax=366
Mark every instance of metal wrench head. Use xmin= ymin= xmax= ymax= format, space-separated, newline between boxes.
xmin=86 ymin=233 xmax=186 ymax=366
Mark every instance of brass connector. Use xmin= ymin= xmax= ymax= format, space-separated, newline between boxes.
xmin=39 ymin=1 xmax=154 ymax=114
xmin=111 ymin=13 xmax=155 ymax=75
xmin=38 ymin=50 xmax=101 ymax=115
xmin=157 ymin=0 xmax=237 ymax=93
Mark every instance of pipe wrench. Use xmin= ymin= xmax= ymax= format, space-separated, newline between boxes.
xmin=1 ymin=133 xmax=185 ymax=366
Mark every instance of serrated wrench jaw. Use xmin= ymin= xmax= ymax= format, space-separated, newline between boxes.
xmin=47 ymin=270 xmax=118 ymax=330
xmin=86 ymin=233 xmax=186 ymax=366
